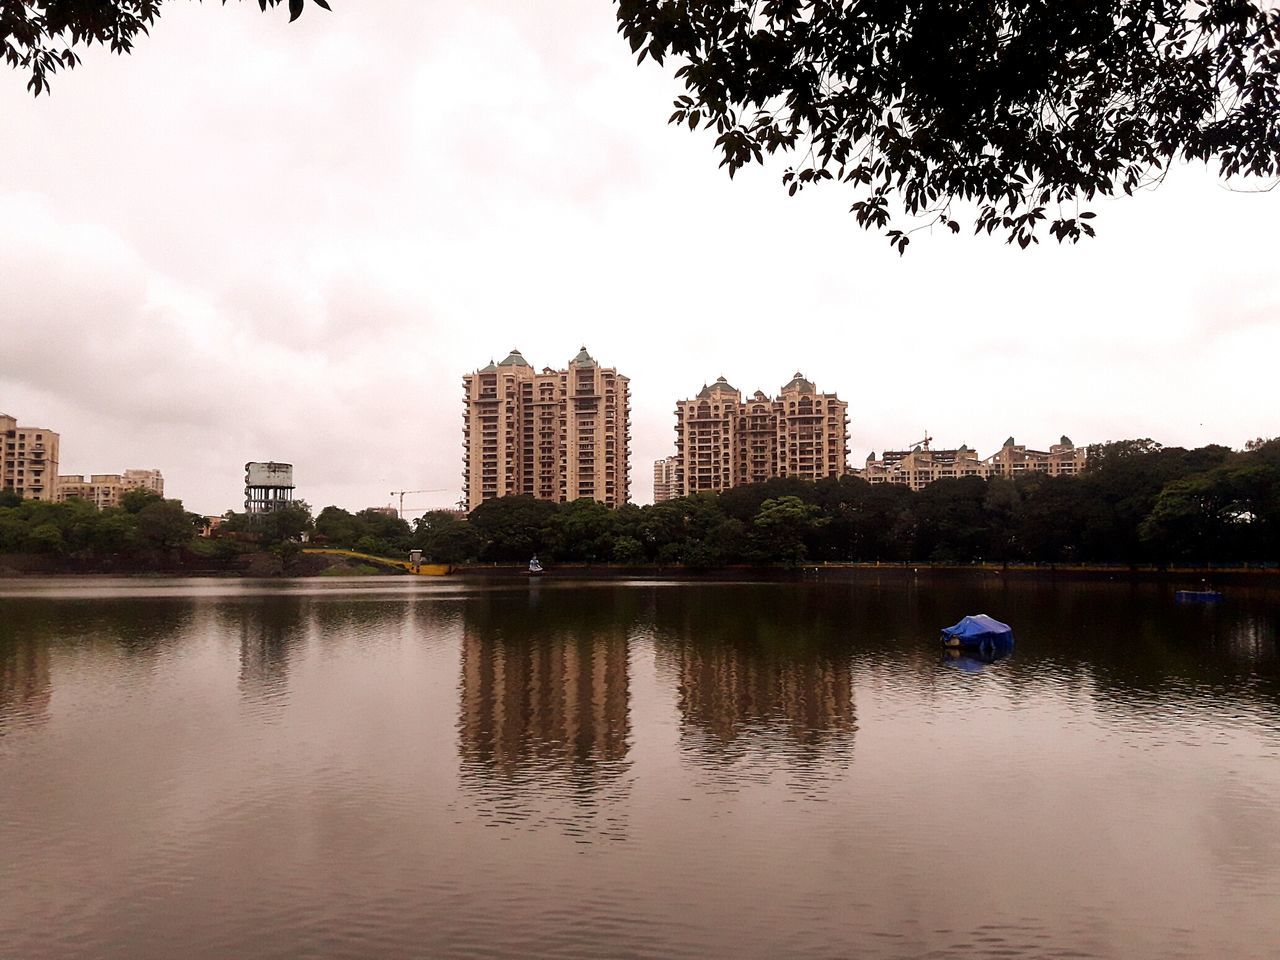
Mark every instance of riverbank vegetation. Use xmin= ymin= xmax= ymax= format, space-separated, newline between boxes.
xmin=2 ymin=439 xmax=1276 ymax=572
xmin=421 ymin=439 xmax=1280 ymax=568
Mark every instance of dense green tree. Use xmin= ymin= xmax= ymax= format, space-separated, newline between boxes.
xmin=221 ymin=501 xmax=313 ymax=545
xmin=314 ymin=506 xmax=358 ymax=545
xmin=467 ymin=495 xmax=557 ymax=562
xmin=0 ymin=488 xmax=21 ymax=508
xmin=120 ymin=487 xmax=163 ymax=514
xmin=619 ymin=0 xmax=1280 ymax=250
xmin=545 ymin=498 xmax=619 ymax=562
xmin=136 ymin=499 xmax=196 ymax=550
xmin=1141 ymin=462 xmax=1280 ymax=562
xmin=413 ymin=511 xmax=482 ymax=564
xmin=752 ymin=495 xmax=826 ymax=566
xmin=909 ymin=477 xmax=991 ymax=562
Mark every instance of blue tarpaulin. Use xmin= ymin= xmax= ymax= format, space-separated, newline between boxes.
xmin=940 ymin=614 xmax=1015 ymax=656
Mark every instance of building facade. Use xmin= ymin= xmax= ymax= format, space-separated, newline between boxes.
xmin=671 ymin=373 xmax=849 ymax=496
xmin=985 ymin=436 xmax=1084 ymax=478
xmin=860 ymin=436 xmax=1084 ymax=488
xmin=652 ymin=457 xmax=679 ymax=503
xmin=1 ymin=414 xmax=60 ymax=502
xmin=462 ymin=347 xmax=630 ymax=512
xmin=57 ymin=469 xmax=165 ymax=510
xmin=861 ymin=445 xmax=989 ymax=490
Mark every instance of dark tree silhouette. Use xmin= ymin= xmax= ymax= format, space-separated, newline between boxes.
xmin=3 ymin=0 xmax=330 ymax=96
xmin=616 ymin=0 xmax=1280 ymax=249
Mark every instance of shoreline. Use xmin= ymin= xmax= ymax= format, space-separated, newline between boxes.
xmin=1 ymin=558 xmax=1277 ymax=584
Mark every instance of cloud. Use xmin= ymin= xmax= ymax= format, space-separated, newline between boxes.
xmin=1 ymin=0 xmax=1277 ymax=513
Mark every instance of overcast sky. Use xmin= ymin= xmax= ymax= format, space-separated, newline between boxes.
xmin=2 ymin=1 xmax=1277 ymax=515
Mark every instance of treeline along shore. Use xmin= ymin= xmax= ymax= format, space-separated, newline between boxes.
xmin=1 ymin=439 xmax=1277 ymax=577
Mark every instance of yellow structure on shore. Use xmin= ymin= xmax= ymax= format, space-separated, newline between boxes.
xmin=303 ymin=548 xmax=450 ymax=576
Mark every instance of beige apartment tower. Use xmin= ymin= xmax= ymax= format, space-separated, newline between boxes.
xmin=1 ymin=414 xmax=60 ymax=502
xmin=462 ymin=348 xmax=630 ymax=512
xmin=673 ymin=373 xmax=849 ymax=496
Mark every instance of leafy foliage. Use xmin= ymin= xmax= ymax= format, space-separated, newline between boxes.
xmin=3 ymin=0 xmax=331 ymax=96
xmin=617 ymin=0 xmax=1280 ymax=250
xmin=419 ymin=439 xmax=1278 ymax=567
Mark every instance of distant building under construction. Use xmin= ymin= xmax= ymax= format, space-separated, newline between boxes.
xmin=461 ymin=348 xmax=630 ymax=511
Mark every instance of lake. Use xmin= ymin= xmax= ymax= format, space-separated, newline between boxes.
xmin=1 ymin=574 xmax=1278 ymax=959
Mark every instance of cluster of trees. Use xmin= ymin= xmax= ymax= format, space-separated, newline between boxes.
xmin=416 ymin=439 xmax=1280 ymax=567
xmin=0 ymin=488 xmax=202 ymax=556
xmin=5 ymin=438 xmax=1275 ymax=569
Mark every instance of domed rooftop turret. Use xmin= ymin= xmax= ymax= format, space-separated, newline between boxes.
xmin=696 ymin=376 xmax=737 ymax=399
xmin=1060 ymin=435 xmax=1073 ymax=447
xmin=571 ymin=346 xmax=596 ymax=367
xmin=781 ymin=371 xmax=816 ymax=393
xmin=478 ymin=359 xmax=497 ymax=373
xmin=498 ymin=349 xmax=531 ymax=367
xmin=1003 ymin=436 xmax=1016 ymax=447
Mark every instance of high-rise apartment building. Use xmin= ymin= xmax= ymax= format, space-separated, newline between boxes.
xmin=1 ymin=414 xmax=60 ymax=502
xmin=462 ymin=347 xmax=630 ymax=512
xmin=672 ymin=373 xmax=849 ymax=496
xmin=57 ymin=469 xmax=165 ymax=510
xmin=652 ymin=457 xmax=679 ymax=503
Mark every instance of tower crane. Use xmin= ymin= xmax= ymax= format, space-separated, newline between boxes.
xmin=389 ymin=488 xmax=447 ymax=519
xmin=908 ymin=432 xmax=933 ymax=450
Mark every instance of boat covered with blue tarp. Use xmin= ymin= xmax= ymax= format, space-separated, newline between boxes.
xmin=940 ymin=614 xmax=1015 ymax=656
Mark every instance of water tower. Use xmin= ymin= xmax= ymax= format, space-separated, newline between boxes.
xmin=244 ymin=462 xmax=295 ymax=513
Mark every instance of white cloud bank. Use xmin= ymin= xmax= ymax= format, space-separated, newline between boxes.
xmin=1 ymin=0 xmax=1277 ymax=514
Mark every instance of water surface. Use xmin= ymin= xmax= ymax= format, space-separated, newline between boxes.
xmin=2 ymin=575 xmax=1278 ymax=959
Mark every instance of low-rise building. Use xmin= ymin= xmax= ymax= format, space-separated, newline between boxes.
xmin=862 ymin=445 xmax=988 ymax=490
xmin=1 ymin=413 xmax=60 ymax=502
xmin=985 ymin=436 xmax=1084 ymax=478
xmin=859 ymin=436 xmax=1085 ymax=489
xmin=57 ymin=469 xmax=165 ymax=510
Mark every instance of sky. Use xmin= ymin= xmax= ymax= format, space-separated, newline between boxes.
xmin=2 ymin=0 xmax=1278 ymax=516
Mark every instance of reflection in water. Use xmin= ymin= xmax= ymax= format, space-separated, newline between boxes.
xmin=234 ymin=598 xmax=305 ymax=707
xmin=456 ymin=590 xmax=632 ymax=836
xmin=0 ymin=577 xmax=1278 ymax=960
xmin=665 ymin=640 xmax=855 ymax=749
xmin=0 ymin=637 xmax=51 ymax=731
xmin=651 ymin=586 xmax=856 ymax=767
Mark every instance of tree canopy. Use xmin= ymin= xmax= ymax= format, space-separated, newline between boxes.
xmin=3 ymin=0 xmax=329 ymax=96
xmin=617 ymin=0 xmax=1280 ymax=250
xmin=10 ymin=1 xmax=1277 ymax=249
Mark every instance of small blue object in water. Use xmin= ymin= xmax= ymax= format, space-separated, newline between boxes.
xmin=940 ymin=614 xmax=1015 ymax=657
xmin=1175 ymin=590 xmax=1223 ymax=603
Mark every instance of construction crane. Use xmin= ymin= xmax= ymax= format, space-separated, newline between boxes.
xmin=389 ymin=488 xmax=447 ymax=520
xmin=909 ymin=432 xmax=933 ymax=450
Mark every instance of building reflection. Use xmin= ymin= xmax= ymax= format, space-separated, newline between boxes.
xmin=234 ymin=597 xmax=307 ymax=705
xmin=0 ymin=637 xmax=52 ymax=731
xmin=650 ymin=585 xmax=857 ymax=763
xmin=456 ymin=590 xmax=633 ymax=834
xmin=458 ymin=611 xmax=630 ymax=775
xmin=668 ymin=641 xmax=856 ymax=749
